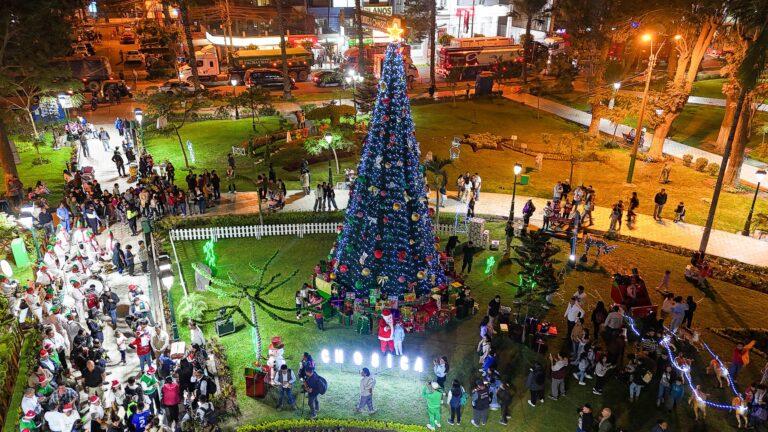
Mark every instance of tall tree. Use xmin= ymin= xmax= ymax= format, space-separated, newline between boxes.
xmin=403 ymin=0 xmax=434 ymax=87
xmin=512 ymin=0 xmax=549 ymax=84
xmin=145 ymin=91 xmax=206 ymax=169
xmin=646 ymin=0 xmax=725 ymax=158
xmin=177 ymin=0 xmax=202 ymax=90
xmin=428 ymin=0 xmax=437 ymax=90
xmin=0 ymin=0 xmax=78 ymax=178
xmin=274 ymin=0 xmax=292 ymax=99
xmin=354 ymin=0 xmax=365 ymax=71
xmin=236 ymin=87 xmax=273 ymax=133
xmin=700 ymin=0 xmax=768 ymax=253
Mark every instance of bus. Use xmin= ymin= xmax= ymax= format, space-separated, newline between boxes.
xmin=49 ymin=56 xmax=113 ymax=92
xmin=229 ymin=47 xmax=314 ymax=83
xmin=437 ymin=37 xmax=524 ymax=80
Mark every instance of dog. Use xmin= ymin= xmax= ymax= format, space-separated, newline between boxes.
xmin=706 ymin=359 xmax=728 ymax=388
xmin=689 ymin=385 xmax=707 ymax=421
xmin=732 ymin=396 xmax=748 ymax=428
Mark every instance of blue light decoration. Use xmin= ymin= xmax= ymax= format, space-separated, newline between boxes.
xmin=332 ymin=42 xmax=446 ymax=297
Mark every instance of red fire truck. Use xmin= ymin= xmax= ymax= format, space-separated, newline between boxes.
xmin=437 ymin=37 xmax=524 ymax=80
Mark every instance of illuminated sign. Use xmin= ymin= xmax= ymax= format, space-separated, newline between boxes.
xmin=364 ymin=5 xmax=393 ymax=15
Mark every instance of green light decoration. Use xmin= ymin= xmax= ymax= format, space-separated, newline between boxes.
xmin=484 ymin=256 xmax=496 ymax=275
xmin=203 ymin=238 xmax=217 ymax=276
xmin=507 ymin=231 xmax=561 ymax=299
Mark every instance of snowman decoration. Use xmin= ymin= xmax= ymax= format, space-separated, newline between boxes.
xmin=266 ymin=336 xmax=285 ymax=384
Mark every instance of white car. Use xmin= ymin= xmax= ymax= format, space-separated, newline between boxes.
xmin=157 ymin=79 xmax=203 ymax=95
xmin=125 ymin=50 xmax=144 ymax=64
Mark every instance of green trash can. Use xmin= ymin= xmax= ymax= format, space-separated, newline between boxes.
xmin=519 ymin=175 xmax=530 ymax=186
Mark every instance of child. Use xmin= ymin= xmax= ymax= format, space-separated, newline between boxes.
xmin=573 ymin=352 xmax=589 ymax=385
xmin=314 ymin=308 xmax=324 ymax=331
xmin=393 ymin=322 xmax=405 ymax=356
xmin=137 ymin=241 xmax=149 ymax=274
xmin=674 ymin=202 xmax=686 ymax=223
xmin=116 ymin=330 xmax=127 ymax=365
xmin=295 ymin=291 xmax=303 ymax=320
xmin=125 ymin=245 xmax=135 ymax=276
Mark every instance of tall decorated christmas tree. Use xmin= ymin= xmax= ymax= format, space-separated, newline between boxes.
xmin=332 ymin=42 xmax=445 ymax=298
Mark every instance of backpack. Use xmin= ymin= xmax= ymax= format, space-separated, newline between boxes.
xmin=316 ymin=374 xmax=328 ymax=395
xmin=535 ymin=370 xmax=545 ymax=386
xmin=202 ymin=376 xmax=217 ymax=395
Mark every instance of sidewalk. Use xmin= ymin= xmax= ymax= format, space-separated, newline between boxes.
xmin=283 ymin=188 xmax=768 ymax=267
xmin=501 ymin=86 xmax=768 ymax=185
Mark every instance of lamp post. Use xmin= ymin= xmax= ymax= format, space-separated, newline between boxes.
xmin=742 ymin=169 xmax=766 ymax=236
xmin=508 ymin=163 xmax=523 ymax=221
xmin=230 ymin=78 xmax=239 ymax=120
xmin=325 ymin=132 xmax=334 ymax=185
xmin=345 ymin=70 xmax=363 ymax=123
xmin=609 ymin=81 xmax=621 ymax=109
xmin=19 ymin=205 xmax=40 ymax=261
xmin=134 ymin=107 xmax=144 ymax=155
xmin=627 ymin=34 xmax=674 ymax=184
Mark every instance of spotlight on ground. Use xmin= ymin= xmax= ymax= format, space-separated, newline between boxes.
xmin=320 ymin=349 xmax=330 ymax=364
xmin=414 ymin=357 xmax=424 ymax=373
xmin=400 ymin=355 xmax=410 ymax=371
xmin=334 ymin=348 xmax=344 ymax=364
xmin=386 ymin=353 xmax=393 ymax=369
xmin=371 ymin=352 xmax=380 ymax=368
xmin=353 ymin=351 xmax=363 ymax=366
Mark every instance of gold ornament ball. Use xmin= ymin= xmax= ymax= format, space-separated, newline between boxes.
xmin=411 ymin=213 xmax=420 ymax=222
xmin=417 ymin=271 xmax=426 ymax=279
xmin=393 ymin=202 xmax=401 ymax=211
xmin=362 ymin=268 xmax=371 ymax=276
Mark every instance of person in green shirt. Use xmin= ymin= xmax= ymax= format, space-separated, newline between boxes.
xmin=422 ymin=381 xmax=443 ymax=430
xmin=19 ymin=410 xmax=37 ymax=432
xmin=139 ymin=366 xmax=160 ymax=414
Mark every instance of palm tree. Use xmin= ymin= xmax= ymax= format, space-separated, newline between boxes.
xmin=512 ymin=0 xmax=548 ymax=84
xmin=424 ymin=156 xmax=453 ymax=227
xmin=700 ymin=0 xmax=768 ymax=253
xmin=177 ymin=0 xmax=202 ymax=90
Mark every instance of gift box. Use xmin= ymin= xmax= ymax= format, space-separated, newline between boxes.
xmin=400 ymin=306 xmax=414 ymax=319
xmin=403 ymin=293 xmax=417 ymax=303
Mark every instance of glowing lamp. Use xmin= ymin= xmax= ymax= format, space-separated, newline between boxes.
xmin=673 ymin=34 xmax=682 ymax=41
xmin=755 ymin=169 xmax=766 ymax=184
xmin=134 ymin=108 xmax=143 ymax=125
xmin=641 ymin=33 xmax=652 ymax=42
xmin=324 ymin=132 xmax=333 ymax=144
xmin=414 ymin=357 xmax=424 ymax=373
xmin=513 ymin=163 xmax=523 ymax=176
xmin=320 ymin=349 xmax=331 ymax=364
xmin=230 ymin=78 xmax=238 ymax=86
xmin=613 ymin=82 xmax=621 ymax=90
xmin=569 ymin=254 xmax=576 ymax=262
xmin=334 ymin=348 xmax=344 ymax=364
xmin=353 ymin=351 xmax=363 ymax=366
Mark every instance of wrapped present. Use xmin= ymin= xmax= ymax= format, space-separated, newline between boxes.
xmin=400 ymin=306 xmax=414 ymax=319
xmin=403 ymin=321 xmax=415 ymax=333
xmin=403 ymin=293 xmax=417 ymax=303
xmin=450 ymin=281 xmax=463 ymax=289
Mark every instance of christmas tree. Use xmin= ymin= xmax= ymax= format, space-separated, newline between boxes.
xmin=332 ymin=43 xmax=445 ymax=297
xmin=508 ymin=231 xmax=561 ymax=299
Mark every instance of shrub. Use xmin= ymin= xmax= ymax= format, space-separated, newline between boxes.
xmin=682 ymin=154 xmax=694 ymax=167
xmin=706 ymin=162 xmax=720 ymax=176
xmin=237 ymin=419 xmax=430 ymax=432
xmin=694 ymin=157 xmax=709 ymax=172
xmin=603 ymin=139 xmax=620 ymax=149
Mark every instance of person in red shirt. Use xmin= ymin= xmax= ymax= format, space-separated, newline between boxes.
xmin=729 ymin=340 xmax=756 ymax=381
xmin=130 ymin=330 xmax=153 ymax=373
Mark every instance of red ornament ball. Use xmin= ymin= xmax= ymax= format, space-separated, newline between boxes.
xmin=428 ymin=208 xmax=435 ymax=217
xmin=397 ymin=250 xmax=406 ymax=261
xmin=374 ymin=250 xmax=383 ymax=259
xmin=382 ymin=217 xmax=389 ymax=224
xmin=339 ymin=264 xmax=348 ymax=273
xmin=398 ymin=276 xmax=406 ymax=283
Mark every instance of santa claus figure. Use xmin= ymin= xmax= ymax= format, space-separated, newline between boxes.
xmin=378 ymin=309 xmax=395 ymax=354
xmin=266 ymin=336 xmax=285 ymax=384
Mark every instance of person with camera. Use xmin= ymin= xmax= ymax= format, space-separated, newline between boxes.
xmin=576 ymin=403 xmax=595 ymax=432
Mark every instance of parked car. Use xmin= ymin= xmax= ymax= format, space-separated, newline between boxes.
xmin=244 ymin=68 xmax=297 ymax=90
xmin=97 ymin=80 xmax=133 ymax=101
xmin=124 ymin=50 xmax=145 ymax=64
xmin=120 ymin=32 xmax=136 ymax=44
xmin=158 ymin=79 xmax=203 ymax=95
xmin=311 ymin=70 xmax=344 ymax=88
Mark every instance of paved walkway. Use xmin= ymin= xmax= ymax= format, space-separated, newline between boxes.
xmin=283 ymin=188 xmax=768 ymax=267
xmin=501 ymin=86 xmax=768 ymax=185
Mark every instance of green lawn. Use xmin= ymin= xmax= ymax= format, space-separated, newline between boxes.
xmin=0 ymin=134 xmax=72 ymax=205
xmin=169 ymin=225 xmax=765 ymax=431
xmin=691 ymin=79 xmax=726 ymax=99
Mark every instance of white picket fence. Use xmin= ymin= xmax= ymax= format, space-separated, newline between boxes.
xmin=170 ymin=222 xmax=456 ymax=241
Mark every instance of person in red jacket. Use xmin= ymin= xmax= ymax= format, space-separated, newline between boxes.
xmin=729 ymin=340 xmax=756 ymax=381
xmin=130 ymin=330 xmax=153 ymax=373
xmin=161 ymin=376 xmax=181 ymax=427
xmin=378 ymin=309 xmax=394 ymax=354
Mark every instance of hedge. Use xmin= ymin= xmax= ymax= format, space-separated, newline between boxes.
xmin=237 ymin=419 xmax=429 ymax=432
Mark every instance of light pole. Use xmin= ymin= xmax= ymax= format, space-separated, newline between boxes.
xmin=230 ymin=78 xmax=239 ymax=120
xmin=345 ymin=70 xmax=363 ymax=123
xmin=626 ymin=34 xmax=678 ymax=183
xmin=508 ymin=162 xmax=523 ymax=221
xmin=742 ymin=169 xmax=766 ymax=236
xmin=608 ymin=81 xmax=621 ymax=109
xmin=325 ymin=132 xmax=334 ymax=185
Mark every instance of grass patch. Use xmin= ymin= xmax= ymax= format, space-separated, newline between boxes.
xmin=169 ymin=224 xmax=766 ymax=431
xmin=0 ymin=134 xmax=72 ymax=205
xmin=691 ymin=78 xmax=726 ymax=99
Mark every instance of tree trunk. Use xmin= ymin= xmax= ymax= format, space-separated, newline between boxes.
xmin=666 ymin=47 xmax=678 ymax=80
xmin=161 ymin=1 xmax=173 ymax=24
xmin=716 ymin=90 xmax=737 ymax=153
xmin=433 ymin=178 xmax=441 ymax=228
xmin=174 ymin=128 xmax=191 ymax=169
xmin=0 ymin=117 xmax=19 ymax=177
xmin=275 ymin=0 xmax=292 ymax=100
xmin=428 ymin=0 xmax=436 ymax=89
xmin=249 ymin=301 xmax=262 ymax=359
xmin=521 ymin=16 xmax=532 ymax=84
xmin=723 ymin=101 xmax=752 ymax=186
xmin=355 ymin=0 xmax=365 ymax=71
xmin=26 ymin=109 xmax=39 ymax=138
xmin=588 ymin=104 xmax=602 ymax=136
xmin=179 ymin=3 xmax=201 ymax=90
xmin=648 ymin=116 xmax=673 ymax=159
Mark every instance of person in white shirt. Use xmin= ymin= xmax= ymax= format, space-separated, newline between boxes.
xmin=189 ymin=320 xmax=206 ymax=347
xmin=21 ymin=388 xmax=42 ymax=415
xmin=44 ymin=402 xmax=79 ymax=432
xmin=564 ymin=297 xmax=584 ymax=340
xmin=572 ymin=285 xmax=588 ymax=305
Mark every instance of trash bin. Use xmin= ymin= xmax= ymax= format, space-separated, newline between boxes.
xmin=519 ymin=175 xmax=529 ymax=186
xmin=245 ymin=366 xmax=269 ymax=398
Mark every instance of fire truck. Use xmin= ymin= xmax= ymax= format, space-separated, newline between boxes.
xmin=437 ymin=37 xmax=524 ymax=79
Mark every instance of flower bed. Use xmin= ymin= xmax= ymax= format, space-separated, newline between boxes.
xmin=237 ymin=419 xmax=429 ymax=432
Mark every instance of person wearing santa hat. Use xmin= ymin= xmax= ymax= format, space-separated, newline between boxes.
xmin=140 ymin=366 xmax=161 ymax=414
xmin=88 ymin=394 xmax=106 ymax=430
xmin=39 ymin=349 xmax=59 ymax=376
xmin=43 ymin=246 xmax=59 ymax=273
xmin=377 ymin=309 xmax=395 ymax=354
xmin=19 ymin=410 xmax=37 ymax=431
xmin=44 ymin=402 xmax=78 ymax=432
xmin=24 ymin=286 xmax=43 ymax=322
xmin=103 ymin=379 xmax=125 ymax=415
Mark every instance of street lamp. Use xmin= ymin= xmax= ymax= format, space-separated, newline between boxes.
xmin=134 ymin=107 xmax=144 ymax=156
xmin=609 ymin=81 xmax=621 ymax=109
xmin=742 ymin=169 xmax=766 ymax=236
xmin=509 ymin=162 xmax=523 ymax=221
xmin=230 ymin=78 xmax=239 ymax=120
xmin=626 ymin=33 xmax=669 ymax=183
xmin=325 ymin=132 xmax=334 ymax=185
